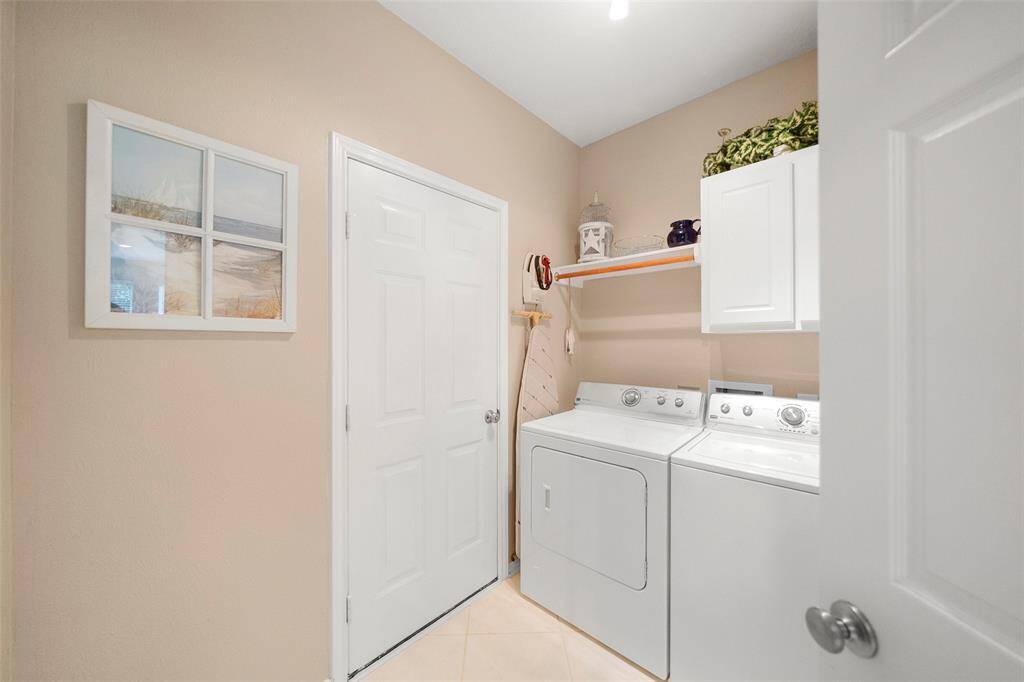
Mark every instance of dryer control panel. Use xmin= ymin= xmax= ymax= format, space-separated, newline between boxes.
xmin=574 ymin=382 xmax=704 ymax=423
xmin=707 ymin=393 xmax=820 ymax=438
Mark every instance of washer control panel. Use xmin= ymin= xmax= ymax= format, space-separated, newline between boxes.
xmin=574 ymin=382 xmax=704 ymax=423
xmin=707 ymin=393 xmax=820 ymax=437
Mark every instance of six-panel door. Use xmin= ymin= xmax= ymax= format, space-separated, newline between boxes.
xmin=346 ymin=160 xmax=500 ymax=673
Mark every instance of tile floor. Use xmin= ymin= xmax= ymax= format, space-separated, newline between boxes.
xmin=362 ymin=575 xmax=659 ymax=682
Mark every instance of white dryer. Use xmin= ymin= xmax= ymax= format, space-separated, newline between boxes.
xmin=520 ymin=382 xmax=706 ymax=679
xmin=670 ymin=393 xmax=820 ymax=681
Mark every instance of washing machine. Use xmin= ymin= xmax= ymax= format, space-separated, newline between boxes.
xmin=519 ymin=382 xmax=706 ymax=679
xmin=670 ymin=393 xmax=820 ymax=681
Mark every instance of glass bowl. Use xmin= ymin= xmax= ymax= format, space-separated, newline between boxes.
xmin=611 ymin=235 xmax=665 ymax=258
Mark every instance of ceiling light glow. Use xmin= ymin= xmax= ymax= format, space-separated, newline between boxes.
xmin=609 ymin=0 xmax=629 ymax=21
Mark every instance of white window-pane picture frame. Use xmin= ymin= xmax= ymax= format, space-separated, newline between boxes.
xmin=86 ymin=100 xmax=298 ymax=331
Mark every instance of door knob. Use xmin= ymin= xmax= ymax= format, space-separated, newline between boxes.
xmin=484 ymin=409 xmax=501 ymax=424
xmin=805 ymin=600 xmax=878 ymax=658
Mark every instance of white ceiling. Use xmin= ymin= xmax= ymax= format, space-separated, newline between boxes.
xmin=381 ymin=1 xmax=817 ymax=146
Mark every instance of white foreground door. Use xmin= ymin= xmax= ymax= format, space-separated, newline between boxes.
xmin=347 ymin=159 xmax=499 ymax=673
xmin=819 ymin=2 xmax=1023 ymax=680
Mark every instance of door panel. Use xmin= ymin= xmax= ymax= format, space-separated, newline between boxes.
xmin=380 ymin=461 xmax=425 ymax=589
xmin=378 ymin=273 xmax=425 ymax=420
xmin=702 ymin=158 xmax=795 ymax=331
xmin=446 ymin=442 xmax=482 ymax=556
xmin=898 ymin=64 xmax=1022 ymax=653
xmin=347 ymin=160 xmax=499 ymax=673
xmin=820 ymin=2 xmax=1023 ymax=679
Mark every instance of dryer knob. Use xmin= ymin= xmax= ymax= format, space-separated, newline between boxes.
xmin=782 ymin=406 xmax=806 ymax=426
xmin=622 ymin=388 xmax=641 ymax=407
xmin=656 ymin=396 xmax=666 ymax=405
xmin=674 ymin=397 xmax=684 ymax=408
xmin=720 ymin=403 xmax=731 ymax=414
xmin=742 ymin=405 xmax=753 ymax=416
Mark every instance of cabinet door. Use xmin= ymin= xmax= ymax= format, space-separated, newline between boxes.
xmin=701 ymin=159 xmax=795 ymax=332
xmin=793 ymin=147 xmax=820 ymax=330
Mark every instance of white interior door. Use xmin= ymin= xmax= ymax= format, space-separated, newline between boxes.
xmin=346 ymin=159 xmax=499 ymax=673
xmin=819 ymin=2 xmax=1023 ymax=679
xmin=701 ymin=157 xmax=796 ymax=332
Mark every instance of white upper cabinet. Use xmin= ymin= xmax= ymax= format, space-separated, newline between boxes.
xmin=792 ymin=147 xmax=819 ymax=331
xmin=700 ymin=145 xmax=819 ymax=333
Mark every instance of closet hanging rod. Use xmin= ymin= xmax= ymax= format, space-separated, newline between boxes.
xmin=555 ymin=253 xmax=696 ymax=281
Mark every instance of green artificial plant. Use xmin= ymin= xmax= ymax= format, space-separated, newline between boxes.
xmin=702 ymin=100 xmax=819 ymax=177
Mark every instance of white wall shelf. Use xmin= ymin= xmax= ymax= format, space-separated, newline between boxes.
xmin=553 ymin=244 xmax=700 ymax=287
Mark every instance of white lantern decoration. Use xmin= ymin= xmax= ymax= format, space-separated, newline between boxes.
xmin=578 ymin=192 xmax=613 ymax=263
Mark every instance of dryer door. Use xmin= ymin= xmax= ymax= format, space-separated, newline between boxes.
xmin=531 ymin=447 xmax=647 ymax=589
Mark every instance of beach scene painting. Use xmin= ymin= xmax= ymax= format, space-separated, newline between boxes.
xmin=110 ymin=224 xmax=201 ymax=315
xmin=100 ymin=111 xmax=291 ymax=326
xmin=111 ymin=125 xmax=203 ymax=227
xmin=214 ymin=156 xmax=284 ymax=242
xmin=212 ymin=241 xmax=283 ymax=319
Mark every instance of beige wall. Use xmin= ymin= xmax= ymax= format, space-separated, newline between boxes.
xmin=0 ymin=3 xmax=13 ymax=680
xmin=9 ymin=5 xmax=819 ymax=678
xmin=577 ymin=51 xmax=820 ymax=398
xmin=10 ymin=2 xmax=577 ymax=680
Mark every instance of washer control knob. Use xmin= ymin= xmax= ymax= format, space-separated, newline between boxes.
xmin=742 ymin=405 xmax=753 ymax=417
xmin=674 ymin=397 xmax=684 ymax=408
xmin=656 ymin=396 xmax=666 ymax=405
xmin=622 ymin=388 xmax=641 ymax=407
xmin=781 ymin=405 xmax=806 ymax=427
xmin=720 ymin=403 xmax=731 ymax=414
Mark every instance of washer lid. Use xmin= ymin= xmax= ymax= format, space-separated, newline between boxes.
xmin=521 ymin=409 xmax=704 ymax=461
xmin=673 ymin=430 xmax=820 ymax=493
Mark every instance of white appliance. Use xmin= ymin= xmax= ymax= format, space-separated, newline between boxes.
xmin=670 ymin=393 xmax=820 ymax=681
xmin=520 ymin=382 xmax=706 ymax=679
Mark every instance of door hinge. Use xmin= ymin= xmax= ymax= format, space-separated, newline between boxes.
xmin=345 ymin=212 xmax=352 ymax=239
xmin=345 ymin=595 xmax=351 ymax=623
xmin=345 ymin=404 xmax=350 ymax=431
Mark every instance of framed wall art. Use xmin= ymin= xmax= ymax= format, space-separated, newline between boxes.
xmin=85 ymin=100 xmax=298 ymax=331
